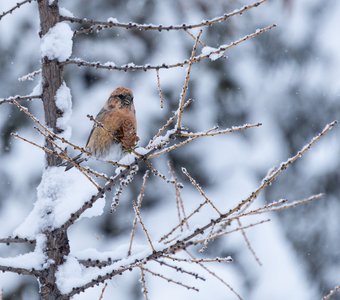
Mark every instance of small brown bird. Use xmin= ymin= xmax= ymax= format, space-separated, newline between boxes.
xmin=64 ymin=87 xmax=138 ymax=170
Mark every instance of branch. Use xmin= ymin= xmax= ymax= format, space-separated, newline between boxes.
xmin=0 ymin=0 xmax=35 ymax=22
xmin=143 ymin=267 xmax=199 ymax=292
xmin=62 ymin=24 xmax=276 ymax=72
xmin=0 ymin=237 xmax=35 ymax=245
xmin=0 ymin=95 xmax=41 ymax=106
xmin=160 ymin=122 xmax=336 ymax=242
xmin=185 ymin=250 xmax=243 ymax=300
xmin=0 ymin=265 xmax=39 ymax=276
xmin=176 ymin=30 xmax=202 ymax=130
xmin=61 ymin=0 xmax=266 ymax=34
xmin=323 ymin=284 xmax=340 ymax=300
xmin=149 ymin=122 xmax=262 ymax=159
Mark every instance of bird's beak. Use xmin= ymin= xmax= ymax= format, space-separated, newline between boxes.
xmin=124 ymin=95 xmax=133 ymax=105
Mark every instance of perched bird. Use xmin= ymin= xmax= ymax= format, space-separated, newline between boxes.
xmin=64 ymin=87 xmax=138 ymax=170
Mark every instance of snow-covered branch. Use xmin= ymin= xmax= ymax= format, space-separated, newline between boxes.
xmin=0 ymin=94 xmax=41 ymax=105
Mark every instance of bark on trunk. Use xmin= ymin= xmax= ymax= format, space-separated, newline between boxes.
xmin=38 ymin=0 xmax=64 ymax=167
xmin=37 ymin=1 xmax=70 ymax=299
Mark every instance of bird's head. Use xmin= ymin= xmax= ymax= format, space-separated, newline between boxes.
xmin=107 ymin=87 xmax=134 ymax=109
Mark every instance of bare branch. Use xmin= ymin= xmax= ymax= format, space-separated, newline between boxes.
xmin=0 ymin=237 xmax=35 ymax=245
xmin=185 ymin=250 xmax=243 ymax=300
xmin=182 ymin=167 xmax=222 ymax=215
xmin=63 ymin=24 xmax=276 ymax=72
xmin=155 ymin=259 xmax=205 ymax=281
xmin=62 ymin=0 xmax=266 ymax=34
xmin=0 ymin=265 xmax=39 ymax=276
xmin=168 ymin=161 xmax=189 ymax=231
xmin=0 ymin=0 xmax=35 ymax=22
xmin=233 ymin=121 xmax=337 ymax=216
xmin=176 ymin=30 xmax=202 ymax=130
xmin=143 ymin=267 xmax=199 ymax=292
xmin=193 ymin=219 xmax=271 ymax=244
xmin=128 ymin=171 xmax=150 ymax=256
xmin=149 ymin=122 xmax=262 ymax=159
xmin=156 ymin=69 xmax=165 ymax=109
xmin=323 ymin=284 xmax=340 ymax=300
xmin=147 ymin=99 xmax=193 ymax=148
xmin=236 ymin=218 xmax=262 ymax=266
xmin=98 ymin=283 xmax=107 ymax=300
xmin=139 ymin=267 xmax=149 ymax=300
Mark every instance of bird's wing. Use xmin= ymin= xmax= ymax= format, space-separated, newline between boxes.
xmin=85 ymin=108 xmax=108 ymax=147
xmin=120 ymin=118 xmax=138 ymax=150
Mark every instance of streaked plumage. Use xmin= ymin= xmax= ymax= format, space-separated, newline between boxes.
xmin=64 ymin=87 xmax=138 ymax=170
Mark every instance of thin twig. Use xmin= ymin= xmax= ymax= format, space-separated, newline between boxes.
xmin=0 ymin=265 xmax=39 ymax=276
xmin=149 ymin=122 xmax=262 ymax=159
xmin=168 ymin=161 xmax=189 ymax=231
xmin=237 ymin=218 xmax=262 ymax=266
xmin=0 ymin=237 xmax=35 ymax=245
xmin=156 ymin=69 xmax=165 ymax=109
xmin=128 ymin=171 xmax=150 ymax=256
xmin=185 ymin=250 xmax=243 ymax=300
xmin=98 ymin=283 xmax=107 ymax=300
xmin=18 ymin=69 xmax=41 ymax=82
xmin=0 ymin=0 xmax=35 ymax=21
xmin=176 ymin=30 xmax=202 ymax=131
xmin=193 ymin=219 xmax=271 ymax=244
xmin=149 ymin=99 xmax=193 ymax=145
xmin=182 ymin=167 xmax=222 ymax=215
xmin=323 ymin=284 xmax=340 ymax=300
xmin=0 ymin=94 xmax=41 ymax=105
xmin=139 ymin=267 xmax=149 ymax=300
xmin=155 ymin=259 xmax=205 ymax=281
xmin=143 ymin=267 xmax=199 ymax=292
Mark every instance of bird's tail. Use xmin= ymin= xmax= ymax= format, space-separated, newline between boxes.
xmin=59 ymin=154 xmax=88 ymax=171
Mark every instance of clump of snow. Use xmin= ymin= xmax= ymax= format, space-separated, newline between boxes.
xmin=55 ymin=82 xmax=72 ymax=138
xmin=201 ymin=46 xmax=225 ymax=61
xmin=41 ymin=22 xmax=73 ymax=62
xmin=14 ymin=167 xmax=105 ymax=239
xmin=107 ymin=17 xmax=118 ymax=23
xmin=30 ymin=80 xmax=42 ymax=96
xmin=0 ymin=234 xmax=47 ymax=270
xmin=57 ymin=244 xmax=152 ymax=294
xmin=135 ymin=147 xmax=149 ymax=155
xmin=56 ymin=256 xmax=83 ymax=294
xmin=59 ymin=7 xmax=74 ymax=18
xmin=103 ymin=61 xmax=116 ymax=67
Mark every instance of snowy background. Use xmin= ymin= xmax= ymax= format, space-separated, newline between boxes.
xmin=0 ymin=0 xmax=339 ymax=299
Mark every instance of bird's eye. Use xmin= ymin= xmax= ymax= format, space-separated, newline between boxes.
xmin=118 ymin=94 xmax=125 ymax=100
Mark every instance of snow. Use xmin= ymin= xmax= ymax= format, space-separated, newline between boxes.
xmin=107 ymin=17 xmax=118 ymax=23
xmin=55 ymin=82 xmax=72 ymax=138
xmin=56 ymin=244 xmax=151 ymax=294
xmin=40 ymin=22 xmax=73 ymax=62
xmin=59 ymin=7 xmax=74 ymax=18
xmin=56 ymin=256 xmax=83 ymax=294
xmin=14 ymin=167 xmax=105 ymax=239
xmin=102 ymin=61 xmax=116 ymax=67
xmin=201 ymin=46 xmax=225 ymax=61
xmin=30 ymin=80 xmax=42 ymax=96
xmin=0 ymin=235 xmax=46 ymax=270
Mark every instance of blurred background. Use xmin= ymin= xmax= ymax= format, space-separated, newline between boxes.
xmin=0 ymin=0 xmax=339 ymax=299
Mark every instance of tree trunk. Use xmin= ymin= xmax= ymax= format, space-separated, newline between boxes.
xmin=38 ymin=0 xmax=64 ymax=167
xmin=37 ymin=1 xmax=70 ymax=299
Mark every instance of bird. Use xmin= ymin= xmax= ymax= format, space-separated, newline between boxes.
xmin=63 ymin=87 xmax=138 ymax=170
